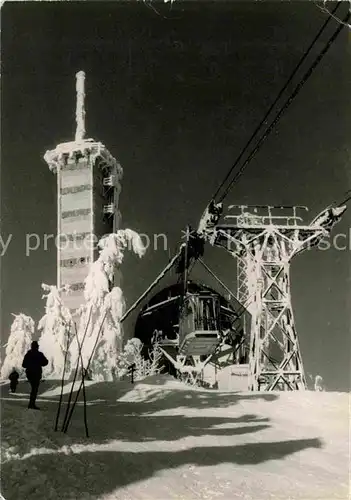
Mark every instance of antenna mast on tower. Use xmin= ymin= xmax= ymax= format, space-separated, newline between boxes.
xmin=75 ymin=70 xmax=86 ymax=142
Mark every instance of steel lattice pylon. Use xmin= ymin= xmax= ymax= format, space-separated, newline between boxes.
xmin=214 ymin=204 xmax=346 ymax=391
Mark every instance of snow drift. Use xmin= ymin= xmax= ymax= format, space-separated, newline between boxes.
xmin=0 ymin=377 xmax=349 ymax=500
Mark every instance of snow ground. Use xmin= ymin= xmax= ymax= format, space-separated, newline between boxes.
xmin=0 ymin=375 xmax=349 ymax=500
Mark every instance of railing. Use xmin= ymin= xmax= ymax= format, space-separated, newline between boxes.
xmin=224 ymin=205 xmax=309 ymax=227
xmin=103 ymin=204 xmax=115 ymax=214
xmin=103 ymin=176 xmax=114 ymax=187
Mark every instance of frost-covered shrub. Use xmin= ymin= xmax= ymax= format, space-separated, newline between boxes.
xmin=314 ymin=375 xmax=325 ymax=391
xmin=116 ymin=337 xmax=163 ymax=381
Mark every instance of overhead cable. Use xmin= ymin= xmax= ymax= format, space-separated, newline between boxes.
xmin=218 ymin=8 xmax=350 ymax=203
xmin=210 ymin=2 xmax=341 ymax=204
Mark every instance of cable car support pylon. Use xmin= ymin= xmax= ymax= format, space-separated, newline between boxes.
xmin=211 ymin=203 xmax=347 ymax=391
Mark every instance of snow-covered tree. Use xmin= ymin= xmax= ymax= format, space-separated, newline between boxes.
xmin=89 ymin=286 xmax=126 ymax=381
xmin=37 ymin=284 xmax=73 ymax=379
xmin=1 ymin=313 xmax=34 ymax=379
xmin=71 ymin=229 xmax=146 ymax=381
xmin=116 ymin=338 xmax=143 ymax=378
xmin=116 ymin=337 xmax=163 ymax=381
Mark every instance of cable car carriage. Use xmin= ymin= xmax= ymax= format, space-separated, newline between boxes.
xmin=178 ymin=291 xmax=221 ymax=357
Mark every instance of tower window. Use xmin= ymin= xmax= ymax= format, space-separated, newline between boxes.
xmin=70 ymin=282 xmax=85 ymax=292
xmin=62 ymin=208 xmax=91 ymax=219
xmin=61 ymin=184 xmax=92 ymax=195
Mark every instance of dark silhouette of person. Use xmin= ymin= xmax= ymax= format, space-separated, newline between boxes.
xmin=9 ymin=368 xmax=19 ymax=393
xmin=22 ymin=341 xmax=48 ymax=410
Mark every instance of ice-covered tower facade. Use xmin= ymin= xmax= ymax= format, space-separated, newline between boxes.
xmin=44 ymin=71 xmax=123 ymax=313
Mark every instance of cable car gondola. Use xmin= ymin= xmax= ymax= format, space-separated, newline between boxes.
xmin=178 ymin=291 xmax=221 ymax=357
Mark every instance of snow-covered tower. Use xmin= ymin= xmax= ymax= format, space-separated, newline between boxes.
xmin=44 ymin=71 xmax=123 ymax=313
xmin=214 ymin=203 xmax=346 ymax=391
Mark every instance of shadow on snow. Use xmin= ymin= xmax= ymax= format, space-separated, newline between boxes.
xmin=1 ymin=438 xmax=323 ymax=500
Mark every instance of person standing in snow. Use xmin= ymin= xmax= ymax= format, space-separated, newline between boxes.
xmin=22 ymin=341 xmax=48 ymax=410
xmin=8 ymin=368 xmax=19 ymax=393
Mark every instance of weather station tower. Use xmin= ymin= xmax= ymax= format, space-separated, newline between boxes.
xmin=213 ymin=203 xmax=346 ymax=391
xmin=44 ymin=71 xmax=123 ymax=312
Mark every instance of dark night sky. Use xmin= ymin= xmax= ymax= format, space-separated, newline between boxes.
xmin=1 ymin=1 xmax=350 ymax=390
